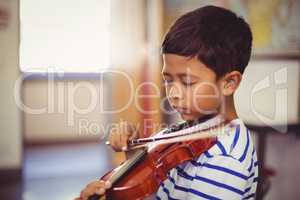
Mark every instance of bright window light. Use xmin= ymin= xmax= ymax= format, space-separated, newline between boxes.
xmin=20 ymin=0 xmax=110 ymax=73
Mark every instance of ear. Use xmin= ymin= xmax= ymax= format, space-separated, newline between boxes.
xmin=219 ymin=71 xmax=242 ymax=96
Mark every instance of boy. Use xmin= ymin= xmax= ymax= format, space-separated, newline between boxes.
xmin=77 ymin=5 xmax=258 ymax=200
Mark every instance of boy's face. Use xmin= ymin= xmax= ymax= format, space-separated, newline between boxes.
xmin=162 ymin=54 xmax=223 ymax=121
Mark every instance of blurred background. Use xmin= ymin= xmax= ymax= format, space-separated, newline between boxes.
xmin=0 ymin=0 xmax=299 ymax=199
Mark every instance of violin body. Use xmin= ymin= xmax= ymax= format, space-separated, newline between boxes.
xmin=99 ymin=138 xmax=216 ymax=200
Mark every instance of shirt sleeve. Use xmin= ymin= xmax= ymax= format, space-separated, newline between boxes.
xmin=188 ymin=155 xmax=249 ymax=200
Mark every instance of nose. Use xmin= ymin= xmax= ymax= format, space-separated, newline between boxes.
xmin=167 ymin=82 xmax=184 ymax=100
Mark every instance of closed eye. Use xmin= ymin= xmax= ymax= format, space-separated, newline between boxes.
xmin=180 ymin=76 xmax=198 ymax=86
xmin=181 ymin=80 xmax=197 ymax=86
xmin=163 ymin=79 xmax=173 ymax=85
xmin=162 ymin=73 xmax=173 ymax=84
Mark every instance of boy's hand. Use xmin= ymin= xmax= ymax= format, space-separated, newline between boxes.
xmin=108 ymin=122 xmax=139 ymax=151
xmin=74 ymin=180 xmax=111 ymax=200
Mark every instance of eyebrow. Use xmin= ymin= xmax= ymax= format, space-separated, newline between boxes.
xmin=177 ymin=73 xmax=200 ymax=79
xmin=162 ymin=72 xmax=172 ymax=76
xmin=162 ymin=71 xmax=200 ymax=79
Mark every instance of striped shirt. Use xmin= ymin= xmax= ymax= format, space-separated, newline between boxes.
xmin=156 ymin=118 xmax=258 ymax=200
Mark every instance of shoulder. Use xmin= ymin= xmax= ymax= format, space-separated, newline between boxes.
xmin=203 ymin=118 xmax=256 ymax=163
xmin=190 ymin=118 xmax=257 ymax=180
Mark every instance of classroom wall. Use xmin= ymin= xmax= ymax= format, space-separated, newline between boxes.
xmin=22 ymin=0 xmax=149 ymax=143
xmin=22 ymin=78 xmax=111 ymax=143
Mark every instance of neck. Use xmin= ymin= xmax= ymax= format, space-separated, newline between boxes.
xmin=220 ymin=95 xmax=238 ymax=123
xmin=187 ymin=114 xmax=217 ymax=126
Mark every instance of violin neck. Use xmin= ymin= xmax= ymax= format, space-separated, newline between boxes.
xmin=108 ymin=148 xmax=147 ymax=185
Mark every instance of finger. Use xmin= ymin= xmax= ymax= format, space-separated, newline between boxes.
xmin=104 ymin=181 xmax=112 ymax=189
xmin=95 ymin=188 xmax=105 ymax=195
xmin=108 ymin=130 xmax=114 ymax=144
xmin=81 ymin=189 xmax=101 ymax=200
xmin=123 ymin=122 xmax=135 ymax=151
xmin=109 ymin=130 xmax=121 ymax=152
xmin=121 ymin=133 xmax=129 ymax=151
xmin=81 ymin=188 xmax=95 ymax=200
xmin=86 ymin=180 xmax=105 ymax=188
xmin=127 ymin=123 xmax=138 ymax=139
xmin=116 ymin=128 xmax=123 ymax=151
xmin=108 ymin=130 xmax=116 ymax=148
xmin=112 ymin=129 xmax=122 ymax=151
xmin=130 ymin=128 xmax=139 ymax=140
xmin=80 ymin=182 xmax=105 ymax=199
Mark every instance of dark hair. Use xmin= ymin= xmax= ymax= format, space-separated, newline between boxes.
xmin=161 ymin=5 xmax=252 ymax=78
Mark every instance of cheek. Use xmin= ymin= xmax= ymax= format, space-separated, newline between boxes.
xmin=188 ymin=83 xmax=221 ymax=109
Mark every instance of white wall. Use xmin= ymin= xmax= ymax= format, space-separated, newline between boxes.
xmin=0 ymin=0 xmax=22 ymax=169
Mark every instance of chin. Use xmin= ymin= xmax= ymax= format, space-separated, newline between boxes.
xmin=180 ymin=114 xmax=197 ymax=121
xmin=180 ymin=113 xmax=217 ymax=122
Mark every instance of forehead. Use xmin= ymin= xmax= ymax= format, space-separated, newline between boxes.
xmin=162 ymin=54 xmax=215 ymax=77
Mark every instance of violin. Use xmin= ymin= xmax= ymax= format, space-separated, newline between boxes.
xmin=88 ymin=115 xmax=232 ymax=200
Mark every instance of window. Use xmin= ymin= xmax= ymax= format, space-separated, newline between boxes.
xmin=20 ymin=0 xmax=110 ymax=73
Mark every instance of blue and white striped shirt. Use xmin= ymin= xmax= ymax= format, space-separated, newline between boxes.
xmin=156 ymin=118 xmax=258 ymax=200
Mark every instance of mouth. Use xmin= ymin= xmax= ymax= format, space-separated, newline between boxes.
xmin=173 ymin=106 xmax=192 ymax=115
